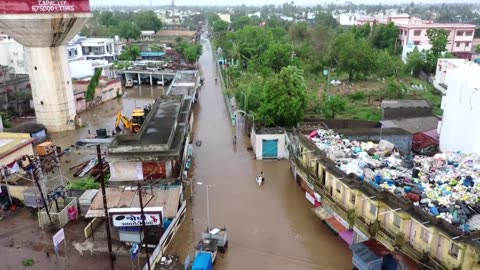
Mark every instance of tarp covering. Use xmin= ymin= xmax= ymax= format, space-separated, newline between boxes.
xmin=192 ymin=252 xmax=212 ymax=270
xmin=325 ymin=216 xmax=348 ymax=234
xmin=140 ymin=52 xmax=166 ymax=57
xmin=412 ymin=131 xmax=438 ymax=152
xmin=351 ymin=241 xmax=382 ymax=270
xmin=339 ymin=230 xmax=354 ymax=245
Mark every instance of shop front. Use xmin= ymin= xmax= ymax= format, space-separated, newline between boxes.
xmin=109 ymin=207 xmax=164 ymax=244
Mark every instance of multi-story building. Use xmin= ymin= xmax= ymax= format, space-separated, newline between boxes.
xmin=437 ymin=59 xmax=480 ymax=154
xmin=287 ymin=124 xmax=480 ymax=270
xmin=397 ymin=22 xmax=475 ymax=58
xmin=79 ymin=37 xmax=119 ymax=62
xmin=0 ymin=34 xmax=27 ymax=74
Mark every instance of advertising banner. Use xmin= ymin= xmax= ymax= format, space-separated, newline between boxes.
xmin=0 ymin=0 xmax=91 ymax=14
xmin=112 ymin=213 xmax=162 ymax=227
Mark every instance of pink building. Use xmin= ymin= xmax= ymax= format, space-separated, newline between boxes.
xmin=397 ymin=22 xmax=475 ymax=58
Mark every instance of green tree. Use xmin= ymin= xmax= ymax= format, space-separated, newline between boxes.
xmin=375 ymin=50 xmax=403 ymax=77
xmin=150 ymin=44 xmax=164 ymax=52
xmin=118 ymin=22 xmax=141 ymax=42
xmin=330 ymin=33 xmax=375 ymax=82
xmin=370 ymin=23 xmax=400 ymax=54
xmin=134 ymin=11 xmax=162 ymax=32
xmin=383 ymin=79 xmax=405 ymax=99
xmin=86 ymin=68 xmax=103 ymax=102
xmin=231 ymin=16 xmax=251 ymax=31
xmin=288 ymin=22 xmax=309 ymax=42
xmin=261 ymin=43 xmax=292 ymax=73
xmin=352 ymin=24 xmax=371 ymax=39
xmin=322 ymin=95 xmax=346 ymax=119
xmin=213 ymin=20 xmax=229 ymax=32
xmin=183 ymin=44 xmax=203 ymax=62
xmin=315 ymin=12 xmax=339 ymax=29
xmin=403 ymin=47 xmax=426 ymax=76
xmin=119 ymin=45 xmax=141 ymax=60
xmin=426 ymin=28 xmax=449 ymax=58
xmin=99 ymin=11 xmax=119 ymax=26
xmin=475 ymin=44 xmax=480 ymax=54
xmin=257 ymin=66 xmax=307 ymax=126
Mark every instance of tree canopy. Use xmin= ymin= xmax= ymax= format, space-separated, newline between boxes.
xmin=257 ymin=66 xmax=307 ymax=127
xmin=329 ymin=33 xmax=375 ymax=82
xmin=118 ymin=22 xmax=141 ymax=42
xmin=134 ymin=11 xmax=163 ymax=32
xmin=426 ymin=28 xmax=449 ymax=58
xmin=119 ymin=45 xmax=141 ymax=60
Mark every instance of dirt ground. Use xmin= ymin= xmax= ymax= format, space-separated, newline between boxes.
xmin=0 ymin=207 xmax=146 ymax=270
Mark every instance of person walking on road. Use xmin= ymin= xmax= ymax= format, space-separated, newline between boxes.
xmin=233 ymin=136 xmax=237 ymax=144
xmin=215 ymin=77 xmax=217 ymax=84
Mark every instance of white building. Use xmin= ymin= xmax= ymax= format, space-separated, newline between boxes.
xmin=69 ymin=59 xmax=113 ymax=79
xmin=438 ymin=59 xmax=480 ymax=154
xmin=433 ymin=58 xmax=468 ymax=94
xmin=401 ymin=41 xmax=432 ymax=63
xmin=217 ymin=13 xmax=231 ymax=23
xmin=250 ymin=127 xmax=288 ymax=160
xmin=80 ymin=38 xmax=119 ymax=62
xmin=0 ymin=34 xmax=27 ymax=74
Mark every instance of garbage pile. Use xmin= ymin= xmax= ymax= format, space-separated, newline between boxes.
xmin=309 ymin=129 xmax=480 ymax=232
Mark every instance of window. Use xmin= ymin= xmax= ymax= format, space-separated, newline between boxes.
xmin=350 ymin=194 xmax=356 ymax=204
xmin=393 ymin=213 xmax=401 ymax=228
xmin=457 ymin=31 xmax=464 ymax=36
xmin=336 ymin=182 xmax=341 ymax=193
xmin=420 ymin=228 xmax=431 ymax=243
xmin=369 ymin=203 xmax=377 ymax=216
xmin=466 ymin=42 xmax=470 ymax=48
xmin=449 ymin=243 xmax=460 ymax=259
xmin=413 ymin=41 xmax=420 ymax=45
xmin=456 ymin=42 xmax=460 ymax=47
xmin=465 ymin=31 xmax=473 ymax=36
xmin=413 ymin=30 xmax=421 ymax=36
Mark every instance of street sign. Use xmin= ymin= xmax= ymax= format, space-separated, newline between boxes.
xmin=323 ymin=69 xmax=329 ymax=76
xmin=52 ymin=228 xmax=65 ymax=248
xmin=130 ymin=243 xmax=140 ymax=260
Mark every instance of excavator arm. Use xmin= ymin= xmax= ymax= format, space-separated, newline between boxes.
xmin=115 ymin=112 xmax=132 ymax=130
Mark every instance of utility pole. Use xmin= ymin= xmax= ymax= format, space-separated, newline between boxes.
xmin=137 ymin=183 xmax=151 ymax=270
xmin=96 ymin=145 xmax=114 ymax=270
xmin=27 ymin=155 xmax=51 ymax=223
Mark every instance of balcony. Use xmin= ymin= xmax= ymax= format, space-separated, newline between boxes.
xmin=354 ymin=216 xmax=371 ymax=238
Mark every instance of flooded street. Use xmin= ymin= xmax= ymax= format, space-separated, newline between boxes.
xmin=49 ymin=85 xmax=165 ymax=179
xmin=167 ymin=33 xmax=353 ymax=269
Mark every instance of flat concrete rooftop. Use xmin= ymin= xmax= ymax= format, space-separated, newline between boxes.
xmin=108 ymin=95 xmax=191 ymax=158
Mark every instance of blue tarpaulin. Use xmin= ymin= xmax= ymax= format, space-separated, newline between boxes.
xmin=140 ymin=52 xmax=166 ymax=57
xmin=351 ymin=242 xmax=382 ymax=270
xmin=192 ymin=252 xmax=213 ymax=270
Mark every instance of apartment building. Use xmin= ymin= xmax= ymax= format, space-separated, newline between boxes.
xmin=288 ymin=126 xmax=480 ymax=270
xmin=397 ymin=22 xmax=475 ymax=58
xmin=0 ymin=34 xmax=27 ymax=74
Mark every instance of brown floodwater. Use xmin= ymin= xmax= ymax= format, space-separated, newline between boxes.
xmin=165 ymin=32 xmax=353 ymax=270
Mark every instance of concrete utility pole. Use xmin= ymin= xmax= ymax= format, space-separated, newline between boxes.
xmin=96 ymin=145 xmax=114 ymax=270
xmin=137 ymin=183 xmax=151 ymax=270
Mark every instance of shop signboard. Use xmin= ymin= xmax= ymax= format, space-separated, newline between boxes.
xmin=353 ymin=226 xmax=369 ymax=242
xmin=0 ymin=0 xmax=91 ymax=14
xmin=112 ymin=213 xmax=161 ymax=227
xmin=305 ymin=192 xmax=315 ymax=205
xmin=334 ymin=213 xmax=350 ymax=229
xmin=109 ymin=207 xmax=163 ymax=227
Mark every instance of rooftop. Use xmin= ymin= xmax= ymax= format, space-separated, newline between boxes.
xmin=0 ymin=132 xmax=36 ymax=160
xmin=108 ymin=95 xmax=192 ymax=161
xmin=155 ymin=30 xmax=196 ymax=37
xmin=381 ymin=99 xmax=431 ymax=109
xmin=397 ymin=23 xmax=476 ymax=28
xmin=167 ymin=70 xmax=199 ymax=97
xmin=380 ymin=116 xmax=440 ymax=134
xmin=86 ymin=186 xmax=181 ymax=218
xmin=305 ymin=128 xmax=480 ymax=235
xmin=254 ymin=127 xmax=286 ymax=135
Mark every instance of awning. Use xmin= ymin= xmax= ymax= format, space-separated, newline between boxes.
xmin=339 ymin=230 xmax=354 ymax=245
xmin=325 ymin=216 xmax=348 ymax=234
xmin=312 ymin=207 xmax=332 ymax=220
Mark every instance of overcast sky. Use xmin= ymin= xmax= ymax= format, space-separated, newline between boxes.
xmin=90 ymin=0 xmax=478 ymax=7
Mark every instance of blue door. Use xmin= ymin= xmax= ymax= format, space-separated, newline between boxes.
xmin=262 ymin=139 xmax=278 ymax=159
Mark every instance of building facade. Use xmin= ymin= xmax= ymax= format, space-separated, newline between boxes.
xmin=438 ymin=59 xmax=480 ymax=154
xmin=288 ymin=126 xmax=480 ymax=270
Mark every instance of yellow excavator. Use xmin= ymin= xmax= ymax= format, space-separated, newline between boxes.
xmin=114 ymin=109 xmax=146 ymax=133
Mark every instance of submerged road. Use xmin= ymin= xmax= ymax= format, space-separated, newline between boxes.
xmin=167 ymin=31 xmax=353 ymax=269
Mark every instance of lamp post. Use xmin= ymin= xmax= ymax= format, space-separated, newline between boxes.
xmin=196 ymin=182 xmax=215 ymax=232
